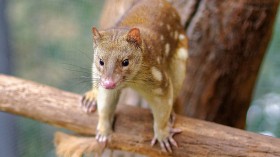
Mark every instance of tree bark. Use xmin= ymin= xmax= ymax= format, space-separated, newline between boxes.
xmin=177 ymin=0 xmax=280 ymax=128
xmin=1 ymin=74 xmax=280 ymax=157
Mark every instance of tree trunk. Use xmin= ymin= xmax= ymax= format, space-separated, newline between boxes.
xmin=177 ymin=0 xmax=279 ymax=128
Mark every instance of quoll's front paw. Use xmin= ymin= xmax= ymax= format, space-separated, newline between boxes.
xmin=95 ymin=132 xmax=109 ymax=144
xmin=81 ymin=90 xmax=97 ymax=113
xmin=95 ymin=128 xmax=112 ymax=147
xmin=96 ymin=120 xmax=113 ymax=146
xmin=151 ymin=128 xmax=182 ymax=153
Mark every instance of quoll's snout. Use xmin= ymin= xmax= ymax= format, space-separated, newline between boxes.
xmin=100 ymin=78 xmax=116 ymax=89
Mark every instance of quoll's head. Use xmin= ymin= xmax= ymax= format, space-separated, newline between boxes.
xmin=92 ymin=27 xmax=143 ymax=89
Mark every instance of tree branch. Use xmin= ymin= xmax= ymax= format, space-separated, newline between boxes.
xmin=0 ymin=74 xmax=280 ymax=156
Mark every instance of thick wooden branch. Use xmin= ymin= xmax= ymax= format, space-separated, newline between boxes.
xmin=0 ymin=74 xmax=280 ymax=157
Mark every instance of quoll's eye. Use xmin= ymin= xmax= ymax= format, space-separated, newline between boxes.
xmin=99 ymin=59 xmax=104 ymax=66
xmin=122 ymin=59 xmax=129 ymax=67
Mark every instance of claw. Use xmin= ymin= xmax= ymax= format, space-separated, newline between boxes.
xmin=86 ymin=100 xmax=96 ymax=113
xmin=89 ymin=105 xmax=96 ymax=112
xmin=95 ymin=133 xmax=108 ymax=148
xmin=80 ymin=96 xmax=85 ymax=106
xmin=95 ymin=135 xmax=107 ymax=151
xmin=151 ymin=137 xmax=157 ymax=146
xmin=151 ymin=128 xmax=182 ymax=153
xmin=169 ymin=136 xmax=178 ymax=147
xmin=170 ymin=128 xmax=182 ymax=134
xmin=80 ymin=93 xmax=97 ymax=113
xmin=160 ymin=142 xmax=167 ymax=153
xmin=164 ymin=139 xmax=172 ymax=153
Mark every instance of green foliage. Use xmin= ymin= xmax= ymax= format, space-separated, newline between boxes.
xmin=247 ymin=7 xmax=280 ymax=137
xmin=7 ymin=1 xmax=103 ymax=156
xmin=253 ymin=9 xmax=280 ymax=98
xmin=8 ymin=0 xmax=103 ymax=93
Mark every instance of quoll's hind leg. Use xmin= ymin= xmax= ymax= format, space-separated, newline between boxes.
xmin=149 ymin=86 xmax=182 ymax=153
xmin=151 ymin=108 xmax=182 ymax=153
xmin=81 ymin=88 xmax=98 ymax=113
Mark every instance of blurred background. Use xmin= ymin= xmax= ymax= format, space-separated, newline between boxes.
xmin=0 ymin=0 xmax=279 ymax=156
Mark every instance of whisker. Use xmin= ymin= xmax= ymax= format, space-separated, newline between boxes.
xmin=66 ymin=80 xmax=91 ymax=93
xmin=75 ymin=80 xmax=92 ymax=87
xmin=62 ymin=68 xmax=92 ymax=75
xmin=76 ymin=49 xmax=93 ymax=62
xmin=69 ymin=78 xmax=94 ymax=83
xmin=61 ymin=62 xmax=91 ymax=72
xmin=80 ymin=76 xmax=92 ymax=79
xmin=65 ymin=48 xmax=93 ymax=64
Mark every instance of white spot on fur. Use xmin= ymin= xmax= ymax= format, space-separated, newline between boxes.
xmin=160 ymin=22 xmax=163 ymax=26
xmin=151 ymin=67 xmax=162 ymax=81
xmin=179 ymin=34 xmax=185 ymax=40
xmin=157 ymin=57 xmax=161 ymax=64
xmin=167 ymin=24 xmax=171 ymax=30
xmin=165 ymin=43 xmax=170 ymax=56
xmin=174 ymin=31 xmax=178 ymax=39
xmin=168 ymin=98 xmax=173 ymax=106
xmin=153 ymin=88 xmax=163 ymax=95
xmin=160 ymin=35 xmax=164 ymax=41
xmin=176 ymin=47 xmax=188 ymax=60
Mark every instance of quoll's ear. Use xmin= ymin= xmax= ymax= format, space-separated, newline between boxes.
xmin=126 ymin=28 xmax=141 ymax=47
xmin=92 ymin=27 xmax=101 ymax=43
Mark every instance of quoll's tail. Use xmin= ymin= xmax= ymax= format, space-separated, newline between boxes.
xmin=54 ymin=132 xmax=104 ymax=157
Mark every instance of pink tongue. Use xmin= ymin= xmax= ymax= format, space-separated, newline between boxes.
xmin=101 ymin=79 xmax=116 ymax=89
